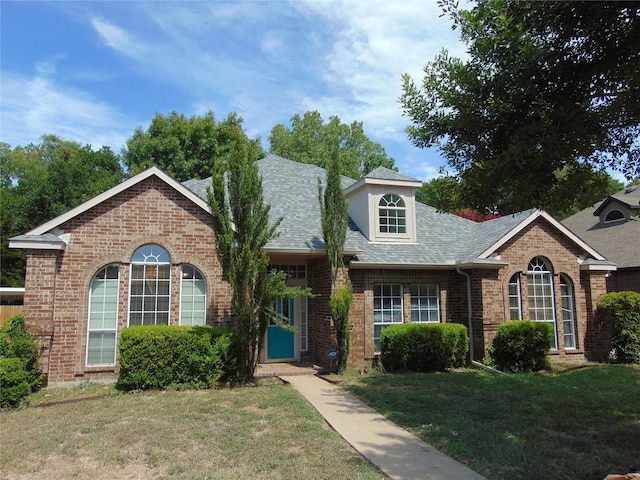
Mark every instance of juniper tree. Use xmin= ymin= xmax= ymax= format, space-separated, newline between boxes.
xmin=208 ymin=133 xmax=306 ymax=377
xmin=319 ymin=146 xmax=353 ymax=373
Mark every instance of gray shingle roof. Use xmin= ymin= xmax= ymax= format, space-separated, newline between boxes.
xmin=365 ymin=167 xmax=420 ymax=183
xmin=181 ymin=155 xmax=543 ymax=266
xmin=562 ymin=188 xmax=640 ymax=269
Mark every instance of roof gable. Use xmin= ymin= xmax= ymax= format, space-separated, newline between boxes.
xmin=26 ymin=167 xmax=211 ymax=236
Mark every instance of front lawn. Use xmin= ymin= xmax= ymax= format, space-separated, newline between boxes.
xmin=342 ymin=365 xmax=640 ymax=480
xmin=1 ymin=379 xmax=384 ymax=480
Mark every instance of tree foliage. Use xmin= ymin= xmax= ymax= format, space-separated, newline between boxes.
xmin=124 ymin=111 xmax=265 ymax=181
xmin=207 ymin=131 xmax=308 ymax=377
xmin=269 ymin=110 xmax=396 ymax=179
xmin=1 ymin=136 xmax=124 ymax=286
xmin=319 ymin=146 xmax=353 ymax=372
xmin=401 ymin=0 xmax=640 ymax=214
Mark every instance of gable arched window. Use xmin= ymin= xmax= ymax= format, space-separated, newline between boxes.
xmin=527 ymin=257 xmax=558 ymax=349
xmin=180 ymin=264 xmax=207 ymax=326
xmin=129 ymin=244 xmax=171 ymax=326
xmin=379 ymin=193 xmax=406 ymax=234
xmin=604 ymin=209 xmax=625 ymax=223
xmin=87 ymin=265 xmax=119 ymax=366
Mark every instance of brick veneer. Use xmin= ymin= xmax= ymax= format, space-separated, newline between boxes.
xmin=23 ymin=177 xmax=233 ymax=383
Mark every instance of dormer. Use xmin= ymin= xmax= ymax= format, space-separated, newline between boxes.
xmin=593 ymin=185 xmax=640 ymax=226
xmin=344 ymin=167 xmax=422 ymax=243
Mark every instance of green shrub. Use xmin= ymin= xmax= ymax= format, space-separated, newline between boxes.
xmin=0 ymin=315 xmax=44 ymax=408
xmin=488 ymin=321 xmax=553 ymax=373
xmin=597 ymin=291 xmax=640 ymax=364
xmin=118 ymin=325 xmax=238 ymax=390
xmin=381 ymin=323 xmax=469 ymax=372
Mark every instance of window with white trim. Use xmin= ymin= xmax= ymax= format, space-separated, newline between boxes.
xmin=87 ymin=265 xmax=119 ymax=366
xmin=410 ymin=285 xmax=440 ymax=322
xmin=560 ymin=274 xmax=577 ymax=349
xmin=508 ymin=273 xmax=523 ymax=321
xmin=180 ymin=265 xmax=207 ymax=326
xmin=527 ymin=257 xmax=558 ymax=349
xmin=604 ymin=209 xmax=625 ymax=223
xmin=379 ymin=194 xmax=406 ymax=234
xmin=373 ymin=284 xmax=403 ymax=352
xmin=129 ymin=244 xmax=171 ymax=326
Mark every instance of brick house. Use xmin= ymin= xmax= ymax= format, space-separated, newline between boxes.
xmin=10 ymin=155 xmax=615 ymax=384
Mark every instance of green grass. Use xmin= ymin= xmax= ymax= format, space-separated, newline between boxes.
xmin=342 ymin=364 xmax=640 ymax=480
xmin=1 ymin=379 xmax=385 ymax=479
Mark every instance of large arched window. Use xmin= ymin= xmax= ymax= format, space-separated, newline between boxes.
xmin=129 ymin=244 xmax=171 ymax=326
xmin=379 ymin=194 xmax=406 ymax=234
xmin=87 ymin=265 xmax=119 ymax=366
xmin=560 ymin=274 xmax=577 ymax=349
xmin=527 ymin=257 xmax=557 ymax=349
xmin=180 ymin=265 xmax=207 ymax=326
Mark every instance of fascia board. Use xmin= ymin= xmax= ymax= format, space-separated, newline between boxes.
xmin=28 ymin=167 xmax=211 ymax=236
xmin=479 ymin=210 xmax=607 ymax=261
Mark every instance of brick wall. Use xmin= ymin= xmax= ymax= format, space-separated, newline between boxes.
xmin=23 ymin=177 xmax=233 ymax=384
xmin=606 ymin=268 xmax=640 ymax=293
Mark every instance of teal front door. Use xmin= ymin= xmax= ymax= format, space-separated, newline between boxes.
xmin=267 ymin=298 xmax=295 ymax=360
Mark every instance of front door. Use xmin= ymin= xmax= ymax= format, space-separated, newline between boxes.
xmin=267 ymin=298 xmax=295 ymax=360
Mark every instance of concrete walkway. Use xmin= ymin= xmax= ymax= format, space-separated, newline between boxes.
xmin=280 ymin=375 xmax=487 ymax=480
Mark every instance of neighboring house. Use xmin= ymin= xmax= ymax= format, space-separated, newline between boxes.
xmin=10 ymin=155 xmax=615 ymax=384
xmin=562 ymin=185 xmax=640 ymax=293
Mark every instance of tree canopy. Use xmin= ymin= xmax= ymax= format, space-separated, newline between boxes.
xmin=401 ymin=0 xmax=639 ymax=214
xmin=269 ymin=110 xmax=396 ymax=179
xmin=1 ymin=136 xmax=124 ymax=286
xmin=123 ymin=111 xmax=265 ymax=181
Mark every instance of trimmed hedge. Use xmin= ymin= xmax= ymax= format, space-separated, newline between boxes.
xmin=597 ymin=291 xmax=640 ymax=364
xmin=381 ymin=323 xmax=469 ymax=372
xmin=0 ymin=315 xmax=44 ymax=408
xmin=488 ymin=321 xmax=553 ymax=373
xmin=118 ymin=325 xmax=238 ymax=390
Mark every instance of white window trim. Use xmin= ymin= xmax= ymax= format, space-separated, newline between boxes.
xmin=373 ymin=284 xmax=404 ymax=353
xmin=527 ymin=258 xmax=558 ymax=350
xmin=179 ymin=264 xmax=207 ymax=326
xmin=410 ymin=284 xmax=440 ymax=323
xmin=560 ymin=274 xmax=577 ymax=350
xmin=86 ymin=265 xmax=120 ymax=367
xmin=128 ymin=244 xmax=172 ymax=326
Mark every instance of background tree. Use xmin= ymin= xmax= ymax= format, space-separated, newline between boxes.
xmin=124 ymin=111 xmax=265 ymax=181
xmin=1 ymin=136 xmax=124 ymax=286
xmin=319 ymin=146 xmax=352 ymax=372
xmin=207 ymin=132 xmax=309 ymax=377
xmin=269 ymin=110 xmax=396 ymax=179
xmin=401 ymin=0 xmax=639 ymax=214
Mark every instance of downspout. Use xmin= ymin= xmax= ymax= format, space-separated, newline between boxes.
xmin=456 ymin=264 xmax=475 ymax=362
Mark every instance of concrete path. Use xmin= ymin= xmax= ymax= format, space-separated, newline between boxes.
xmin=280 ymin=375 xmax=487 ymax=480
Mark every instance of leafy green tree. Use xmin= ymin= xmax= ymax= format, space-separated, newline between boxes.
xmin=416 ymin=173 xmax=466 ymax=213
xmin=207 ymin=130 xmax=309 ymax=378
xmin=401 ymin=0 xmax=639 ymax=214
xmin=1 ymin=136 xmax=124 ymax=286
xmin=319 ymin=146 xmax=352 ymax=372
xmin=269 ymin=111 xmax=396 ymax=179
xmin=124 ymin=111 xmax=265 ymax=181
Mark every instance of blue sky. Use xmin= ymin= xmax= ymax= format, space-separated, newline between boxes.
xmin=1 ymin=1 xmax=468 ymax=181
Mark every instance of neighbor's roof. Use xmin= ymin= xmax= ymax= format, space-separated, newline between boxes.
xmin=562 ymin=186 xmax=640 ymax=269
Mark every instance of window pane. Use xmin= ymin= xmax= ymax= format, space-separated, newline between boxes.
xmin=87 ymin=266 xmax=119 ymax=366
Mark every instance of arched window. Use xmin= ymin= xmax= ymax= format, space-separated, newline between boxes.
xmin=527 ymin=257 xmax=558 ymax=349
xmin=379 ymin=194 xmax=406 ymax=234
xmin=180 ymin=265 xmax=207 ymax=326
xmin=604 ymin=209 xmax=625 ymax=223
xmin=129 ymin=244 xmax=171 ymax=326
xmin=560 ymin=274 xmax=577 ymax=349
xmin=87 ymin=265 xmax=119 ymax=366
xmin=508 ymin=273 xmax=522 ymax=321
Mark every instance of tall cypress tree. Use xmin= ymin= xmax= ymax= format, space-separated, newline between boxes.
xmin=319 ymin=146 xmax=353 ymax=372
xmin=208 ymin=132 xmax=306 ymax=377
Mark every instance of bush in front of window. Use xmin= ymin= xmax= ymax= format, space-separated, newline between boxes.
xmin=0 ymin=314 xmax=44 ymax=408
xmin=380 ymin=323 xmax=469 ymax=372
xmin=487 ymin=321 xmax=553 ymax=373
xmin=597 ymin=291 xmax=640 ymax=364
xmin=118 ymin=325 xmax=238 ymax=390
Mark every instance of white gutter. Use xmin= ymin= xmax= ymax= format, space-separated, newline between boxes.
xmin=456 ymin=263 xmax=475 ymax=362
